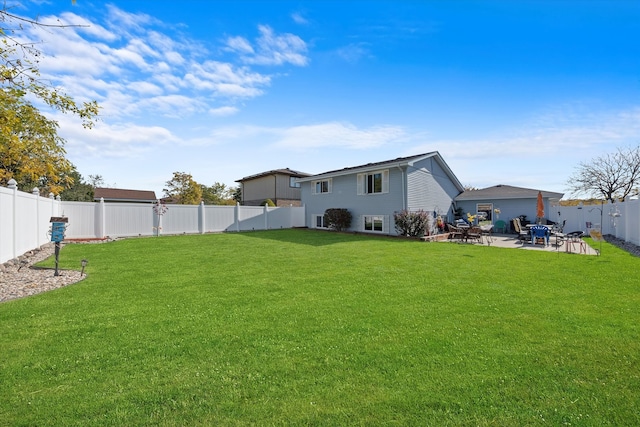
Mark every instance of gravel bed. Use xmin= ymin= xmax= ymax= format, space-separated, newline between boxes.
xmin=0 ymin=243 xmax=86 ymax=303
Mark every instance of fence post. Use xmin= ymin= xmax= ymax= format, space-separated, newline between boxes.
xmin=99 ymin=197 xmax=106 ymax=238
xmin=8 ymin=179 xmax=17 ymax=260
xmin=235 ymin=203 xmax=240 ymax=232
xmin=264 ymin=204 xmax=268 ymax=230
xmin=32 ymin=188 xmax=40 ymax=248
xmin=199 ymin=201 xmax=205 ymax=234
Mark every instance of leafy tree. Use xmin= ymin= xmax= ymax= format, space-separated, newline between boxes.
xmin=568 ymin=146 xmax=640 ymax=202
xmin=1 ymin=3 xmax=99 ymax=194
xmin=163 ymin=172 xmax=202 ymax=205
xmin=232 ymin=186 xmax=242 ymax=203
xmin=201 ymin=182 xmax=236 ymax=205
xmin=58 ymin=169 xmax=103 ymax=201
xmin=0 ymin=88 xmax=74 ymax=194
xmin=1 ymin=5 xmax=99 ymax=128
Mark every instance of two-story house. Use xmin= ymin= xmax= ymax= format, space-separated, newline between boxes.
xmin=236 ymin=168 xmax=312 ymax=207
xmin=297 ymin=152 xmax=464 ymax=235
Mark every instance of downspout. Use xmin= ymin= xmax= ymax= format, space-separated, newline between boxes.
xmin=397 ymin=165 xmax=406 ymax=210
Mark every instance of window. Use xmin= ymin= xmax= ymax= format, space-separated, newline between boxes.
xmin=312 ymin=179 xmax=331 ymax=194
xmin=367 ymin=172 xmax=383 ymax=193
xmin=357 ymin=170 xmax=389 ymax=195
xmin=476 ymin=203 xmax=493 ymax=222
xmin=364 ymin=215 xmax=384 ymax=232
xmin=290 ymin=177 xmax=301 ymax=188
xmin=314 ymin=214 xmax=328 ymax=228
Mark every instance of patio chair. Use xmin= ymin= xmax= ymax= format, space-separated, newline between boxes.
xmin=494 ymin=220 xmax=507 ymax=233
xmin=565 ymin=231 xmax=586 ymax=253
xmin=512 ymin=218 xmax=530 ymax=243
xmin=530 ymin=225 xmax=550 ymax=246
xmin=467 ymin=226 xmax=483 ymax=243
xmin=565 ymin=231 xmax=585 ymax=241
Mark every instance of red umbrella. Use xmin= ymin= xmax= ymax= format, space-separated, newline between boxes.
xmin=536 ymin=191 xmax=544 ymax=223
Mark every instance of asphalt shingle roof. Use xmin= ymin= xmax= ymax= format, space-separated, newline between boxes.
xmin=455 ymin=184 xmax=564 ymax=201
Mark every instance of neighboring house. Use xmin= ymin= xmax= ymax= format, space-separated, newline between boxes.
xmin=94 ymin=187 xmax=157 ymax=203
xmin=236 ymin=168 xmax=311 ymax=207
xmin=297 ymin=152 xmax=465 ymax=235
xmin=455 ymin=184 xmax=564 ymax=230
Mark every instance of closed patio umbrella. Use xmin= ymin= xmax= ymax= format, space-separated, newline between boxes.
xmin=536 ymin=191 xmax=544 ymax=224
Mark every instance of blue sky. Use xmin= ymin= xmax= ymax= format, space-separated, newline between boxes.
xmin=13 ymin=1 xmax=640 ymax=198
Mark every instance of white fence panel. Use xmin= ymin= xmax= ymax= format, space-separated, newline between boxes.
xmin=622 ymin=199 xmax=640 ymax=246
xmin=1 ymin=185 xmax=62 ymax=263
xmin=0 ymin=186 xmax=16 ymax=263
xmin=161 ymin=204 xmax=199 ymax=235
xmin=237 ymin=206 xmax=267 ymax=231
xmin=105 ymin=203 xmax=155 ymax=237
xmin=205 ymin=205 xmax=236 ymax=232
xmin=62 ymin=201 xmax=100 ymax=239
xmin=267 ymin=206 xmax=305 ymax=229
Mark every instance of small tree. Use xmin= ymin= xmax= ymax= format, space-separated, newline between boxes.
xmin=323 ymin=208 xmax=352 ymax=232
xmin=394 ymin=210 xmax=430 ymax=237
xmin=163 ymin=172 xmax=202 ymax=205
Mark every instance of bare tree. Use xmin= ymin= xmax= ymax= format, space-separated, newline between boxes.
xmin=567 ymin=146 xmax=640 ymax=202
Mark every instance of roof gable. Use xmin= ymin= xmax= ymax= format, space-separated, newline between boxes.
xmin=455 ymin=184 xmax=564 ymax=201
xmin=296 ymin=151 xmax=464 ymax=191
xmin=94 ymin=187 xmax=157 ymax=202
xmin=236 ymin=168 xmax=311 ymax=182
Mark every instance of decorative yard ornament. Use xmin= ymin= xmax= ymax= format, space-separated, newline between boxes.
xmin=49 ymin=216 xmax=68 ymax=276
xmin=153 ymin=200 xmax=169 ymax=236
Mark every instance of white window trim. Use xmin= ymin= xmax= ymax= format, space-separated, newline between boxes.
xmin=312 ymin=178 xmax=332 ymax=194
xmin=357 ymin=169 xmax=389 ymax=195
xmin=313 ymin=214 xmax=328 ymax=229
xmin=362 ymin=214 xmax=388 ymax=233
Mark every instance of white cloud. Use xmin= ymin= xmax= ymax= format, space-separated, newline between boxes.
xmin=273 ymin=122 xmax=406 ymax=150
xmin=225 ymin=36 xmax=255 ymax=54
xmin=291 ymin=12 xmax=309 ymax=25
xmin=209 ymin=106 xmax=239 ymax=117
xmin=55 ymin=115 xmax=180 ymax=158
xmin=336 ymin=43 xmax=372 ymax=63
xmin=225 ymin=25 xmax=309 ymax=66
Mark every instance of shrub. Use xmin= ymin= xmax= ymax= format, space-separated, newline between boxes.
xmin=261 ymin=199 xmax=276 ymax=207
xmin=394 ymin=209 xmax=430 ymax=237
xmin=324 ymin=208 xmax=352 ymax=232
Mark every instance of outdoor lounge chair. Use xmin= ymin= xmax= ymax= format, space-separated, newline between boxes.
xmin=512 ymin=218 xmax=530 ymax=243
xmin=447 ymin=223 xmax=463 ymax=240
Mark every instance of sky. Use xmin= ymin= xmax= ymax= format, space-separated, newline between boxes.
xmin=8 ymin=0 xmax=640 ymax=198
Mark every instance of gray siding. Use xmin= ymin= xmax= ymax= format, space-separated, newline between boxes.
xmin=300 ymin=155 xmax=462 ymax=235
xmin=302 ymin=167 xmax=404 ymax=235
xmin=242 ymin=174 xmax=302 ymax=206
xmin=406 ymin=157 xmax=459 ymax=220
xmin=274 ymin=174 xmax=302 ymax=200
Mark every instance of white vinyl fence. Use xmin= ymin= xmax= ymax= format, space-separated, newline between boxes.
xmin=1 ymin=181 xmax=62 ymax=265
xmin=1 ymin=182 xmax=305 ymax=264
xmin=556 ymin=199 xmax=640 ymax=246
xmin=2 ymin=181 xmax=639 ymax=264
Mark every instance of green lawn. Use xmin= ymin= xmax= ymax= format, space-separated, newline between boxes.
xmin=1 ymin=229 xmax=639 ymax=426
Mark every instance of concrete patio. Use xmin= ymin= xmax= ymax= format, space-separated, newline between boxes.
xmin=428 ymin=233 xmax=599 ymax=255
